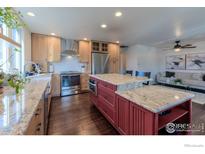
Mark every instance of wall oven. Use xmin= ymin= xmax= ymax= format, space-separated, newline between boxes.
xmin=60 ymin=72 xmax=81 ymax=96
xmin=89 ymin=79 xmax=97 ymax=96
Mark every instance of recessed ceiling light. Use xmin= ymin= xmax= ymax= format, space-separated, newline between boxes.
xmin=83 ymin=38 xmax=88 ymax=41
xmin=101 ymin=24 xmax=107 ymax=28
xmin=116 ymin=41 xmax=120 ymax=44
xmin=50 ymin=33 xmax=56 ymax=36
xmin=115 ymin=11 xmax=122 ymax=17
xmin=27 ymin=12 xmax=35 ymax=17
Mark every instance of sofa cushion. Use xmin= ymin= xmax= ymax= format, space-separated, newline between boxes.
xmin=175 ymin=72 xmax=192 ymax=80
xmin=183 ymin=79 xmax=205 ymax=88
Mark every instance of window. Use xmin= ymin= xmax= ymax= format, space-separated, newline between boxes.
xmin=0 ymin=23 xmax=22 ymax=73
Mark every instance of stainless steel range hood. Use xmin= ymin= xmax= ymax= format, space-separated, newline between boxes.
xmin=61 ymin=39 xmax=79 ymax=56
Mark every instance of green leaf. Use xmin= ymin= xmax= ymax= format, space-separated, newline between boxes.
xmin=14 ymin=48 xmax=21 ymax=52
xmin=0 ymin=7 xmax=25 ymax=29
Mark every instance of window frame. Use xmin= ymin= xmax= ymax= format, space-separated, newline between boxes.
xmin=0 ymin=23 xmax=23 ymax=72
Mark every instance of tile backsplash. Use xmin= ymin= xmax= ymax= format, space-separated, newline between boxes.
xmin=52 ymin=56 xmax=85 ymax=73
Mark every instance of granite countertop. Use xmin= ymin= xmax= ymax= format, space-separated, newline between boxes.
xmin=90 ymin=74 xmax=151 ymax=91
xmin=157 ymin=85 xmax=205 ymax=105
xmin=116 ymin=85 xmax=194 ymax=113
xmin=90 ymin=74 xmax=150 ymax=85
xmin=0 ymin=74 xmax=51 ymax=135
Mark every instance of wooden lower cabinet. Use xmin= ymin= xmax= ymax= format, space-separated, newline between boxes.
xmin=80 ymin=73 xmax=89 ymax=91
xmin=51 ymin=74 xmax=61 ymax=97
xmin=25 ymin=100 xmax=44 ymax=135
xmin=25 ymin=83 xmax=52 ymax=135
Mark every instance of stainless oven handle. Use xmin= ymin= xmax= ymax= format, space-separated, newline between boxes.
xmin=89 ymin=82 xmax=96 ymax=86
xmin=61 ymin=75 xmax=80 ymax=77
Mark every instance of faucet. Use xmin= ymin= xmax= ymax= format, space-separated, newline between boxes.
xmin=24 ymin=61 xmax=41 ymax=76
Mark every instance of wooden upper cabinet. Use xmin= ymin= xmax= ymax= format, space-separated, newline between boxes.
xmin=32 ymin=33 xmax=48 ymax=62
xmin=92 ymin=41 xmax=100 ymax=51
xmin=47 ymin=36 xmax=61 ymax=62
xmin=91 ymin=41 xmax=108 ymax=52
xmin=78 ymin=41 xmax=90 ymax=63
xmin=32 ymin=33 xmax=61 ymax=64
xmin=108 ymin=43 xmax=120 ymax=73
xmin=101 ymin=42 xmax=108 ymax=52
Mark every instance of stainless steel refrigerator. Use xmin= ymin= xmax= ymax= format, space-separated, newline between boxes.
xmin=91 ymin=52 xmax=109 ymax=74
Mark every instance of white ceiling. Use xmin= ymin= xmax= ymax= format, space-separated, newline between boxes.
xmin=15 ymin=7 xmax=205 ymax=47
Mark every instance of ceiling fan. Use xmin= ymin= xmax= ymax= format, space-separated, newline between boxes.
xmin=163 ymin=40 xmax=197 ymax=51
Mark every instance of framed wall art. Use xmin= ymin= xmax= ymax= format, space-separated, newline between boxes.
xmin=166 ymin=54 xmax=186 ymax=70
xmin=186 ymin=53 xmax=205 ymax=70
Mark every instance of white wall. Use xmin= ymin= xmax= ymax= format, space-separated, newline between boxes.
xmin=126 ymin=44 xmax=160 ymax=79
xmin=158 ymin=40 xmax=205 ymax=73
xmin=22 ymin=28 xmax=31 ymax=62
xmin=52 ymin=56 xmax=84 ymax=73
xmin=126 ymin=40 xmax=205 ymax=81
xmin=21 ymin=27 xmax=31 ymax=72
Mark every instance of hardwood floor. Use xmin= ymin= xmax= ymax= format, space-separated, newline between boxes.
xmin=47 ymin=93 xmax=205 ymax=135
xmin=47 ymin=93 xmax=119 ymax=135
xmin=192 ymin=103 xmax=205 ymax=135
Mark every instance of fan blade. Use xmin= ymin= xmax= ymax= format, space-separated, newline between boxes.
xmin=181 ymin=46 xmax=196 ymax=48
xmin=183 ymin=44 xmax=192 ymax=47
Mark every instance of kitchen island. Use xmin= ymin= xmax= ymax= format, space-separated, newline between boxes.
xmin=90 ymin=74 xmax=151 ymax=91
xmin=89 ymin=74 xmax=194 ymax=135
xmin=0 ymin=74 xmax=52 ymax=135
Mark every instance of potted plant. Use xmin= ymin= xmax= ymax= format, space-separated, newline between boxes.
xmin=0 ymin=71 xmax=4 ymax=94
xmin=0 ymin=7 xmax=27 ymax=94
xmin=0 ymin=7 xmax=25 ymax=29
xmin=174 ymin=78 xmax=182 ymax=85
xmin=7 ymin=73 xmax=29 ymax=94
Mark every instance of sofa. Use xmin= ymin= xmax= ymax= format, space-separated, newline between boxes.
xmin=156 ymin=71 xmax=205 ymax=90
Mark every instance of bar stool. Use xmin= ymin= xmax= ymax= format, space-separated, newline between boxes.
xmin=125 ymin=70 xmax=133 ymax=76
xmin=135 ymin=71 xmax=151 ymax=85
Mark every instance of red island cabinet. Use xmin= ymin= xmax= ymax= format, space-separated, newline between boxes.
xmin=116 ymin=95 xmax=192 ymax=135
xmin=90 ymin=76 xmax=192 ymax=135
xmin=89 ymin=77 xmax=117 ymax=126
xmin=129 ymin=103 xmax=156 ymax=135
xmin=97 ymin=80 xmax=117 ymax=126
xmin=115 ymin=96 xmax=130 ymax=135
